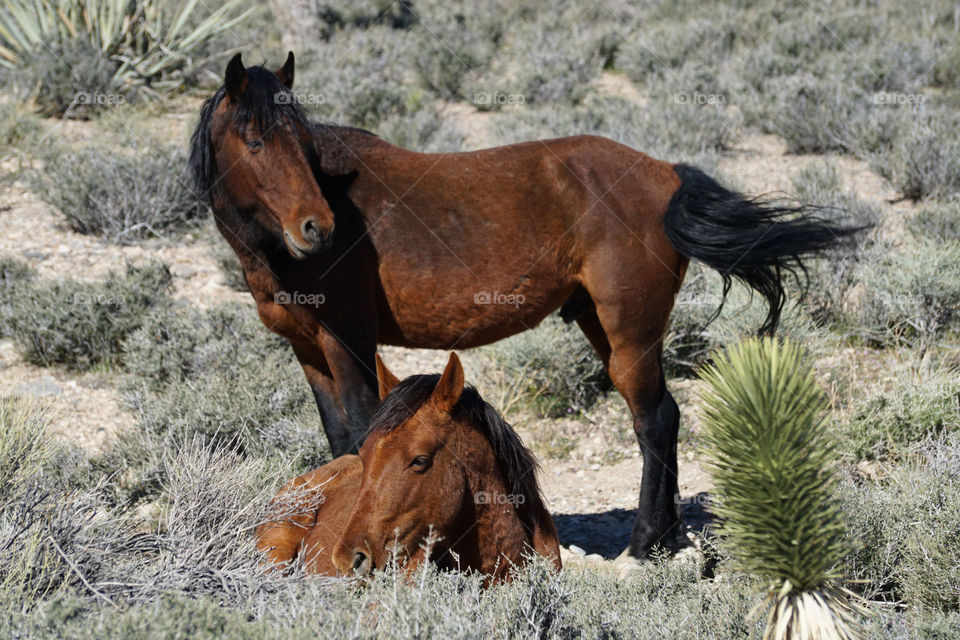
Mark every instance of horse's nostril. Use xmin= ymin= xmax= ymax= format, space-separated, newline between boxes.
xmin=351 ymin=550 xmax=369 ymax=573
xmin=301 ymin=217 xmax=320 ymax=243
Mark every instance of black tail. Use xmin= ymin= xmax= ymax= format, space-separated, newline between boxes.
xmin=663 ymin=164 xmax=865 ymax=335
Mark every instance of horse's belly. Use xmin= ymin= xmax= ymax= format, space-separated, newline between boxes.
xmin=379 ymin=278 xmax=576 ymax=349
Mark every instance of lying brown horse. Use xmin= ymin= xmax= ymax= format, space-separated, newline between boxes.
xmin=256 ymin=353 xmax=560 ymax=581
xmin=191 ymin=53 xmax=859 ymax=558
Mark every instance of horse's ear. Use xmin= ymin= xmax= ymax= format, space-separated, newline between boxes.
xmin=225 ymin=53 xmax=248 ymax=100
xmin=430 ymin=352 xmax=464 ymax=412
xmin=275 ymin=51 xmax=295 ymax=89
xmin=375 ymin=353 xmax=400 ymax=400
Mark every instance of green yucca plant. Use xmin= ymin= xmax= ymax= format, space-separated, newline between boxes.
xmin=698 ymin=337 xmax=869 ymax=640
xmin=0 ymin=0 xmax=250 ymax=96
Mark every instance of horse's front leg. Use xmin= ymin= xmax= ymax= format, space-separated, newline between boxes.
xmin=252 ymin=294 xmax=365 ymax=456
xmin=314 ymin=329 xmax=379 ymax=455
xmin=290 ymin=344 xmax=357 ymax=457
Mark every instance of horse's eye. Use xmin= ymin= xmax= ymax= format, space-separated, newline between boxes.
xmin=410 ymin=455 xmax=431 ymax=470
xmin=247 ymin=138 xmax=265 ymax=152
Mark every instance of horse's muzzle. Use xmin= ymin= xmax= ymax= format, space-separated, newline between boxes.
xmin=283 ymin=218 xmax=334 ymax=259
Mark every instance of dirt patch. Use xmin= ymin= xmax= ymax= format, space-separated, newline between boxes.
xmin=0 ymin=183 xmax=248 ymax=309
xmin=0 ymin=340 xmax=128 ymax=452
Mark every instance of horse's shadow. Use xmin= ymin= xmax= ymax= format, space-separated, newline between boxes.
xmin=552 ymin=492 xmax=715 ymax=559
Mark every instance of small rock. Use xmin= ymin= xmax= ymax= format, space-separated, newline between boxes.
xmin=616 ymin=561 xmax=643 ymax=580
xmin=856 ymin=460 xmax=878 ymax=481
xmin=171 ymin=264 xmax=197 ymax=279
xmin=559 ymin=548 xmax=585 ymax=568
xmin=16 ymin=377 xmax=62 ymax=397
xmin=584 ymin=553 xmax=604 ymax=564
xmin=568 ymin=545 xmax=586 ymax=557
xmin=23 ymin=250 xmax=47 ymax=261
xmin=672 ymin=546 xmax=703 ymax=564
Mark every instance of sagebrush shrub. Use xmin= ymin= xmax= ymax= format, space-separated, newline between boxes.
xmin=615 ymin=14 xmax=741 ymax=83
xmin=497 ymin=19 xmax=605 ymax=105
xmin=411 ymin=3 xmax=499 ymax=101
xmin=843 ymin=434 xmax=960 ymax=611
xmin=839 ymin=368 xmax=960 ymax=462
xmin=376 ymin=106 xmax=466 ymax=152
xmin=854 ymin=238 xmax=960 ymax=348
xmin=472 ymin=315 xmax=609 ymax=417
xmin=0 ymin=398 xmax=52 ymax=504
xmin=910 ymin=199 xmax=960 ymax=242
xmin=487 ymin=93 xmax=734 ymax=163
xmin=0 ymin=101 xmax=42 ymax=147
xmin=30 ymin=143 xmax=206 ymax=243
xmin=116 ymin=304 xmax=328 ymax=501
xmin=879 ymin=106 xmax=960 ymax=200
xmin=2 ymin=263 xmax=172 ymax=370
xmin=744 ymin=73 xmax=907 ymax=155
xmin=790 ymin=163 xmax=881 ymax=328
xmin=296 ymin=29 xmax=418 ymax=129
xmin=6 ymin=37 xmax=119 ymax=118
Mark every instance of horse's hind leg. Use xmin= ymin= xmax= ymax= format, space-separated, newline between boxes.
xmin=579 ymin=257 xmax=686 ymax=558
xmin=610 ymin=320 xmax=682 ymax=557
xmin=571 ymin=294 xmax=612 ymax=369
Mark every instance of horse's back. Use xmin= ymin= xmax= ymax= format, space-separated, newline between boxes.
xmin=256 ymin=455 xmax=362 ymax=575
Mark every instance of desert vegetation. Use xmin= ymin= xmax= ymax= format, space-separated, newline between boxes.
xmin=1 ymin=0 xmax=959 ymax=637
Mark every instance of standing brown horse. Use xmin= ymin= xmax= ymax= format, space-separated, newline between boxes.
xmin=257 ymin=353 xmax=561 ymax=581
xmin=190 ymin=53 xmax=859 ymax=558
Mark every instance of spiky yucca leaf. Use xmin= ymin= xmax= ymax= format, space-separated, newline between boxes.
xmin=698 ymin=338 xmax=866 ymax=640
xmin=0 ymin=0 xmax=250 ymax=94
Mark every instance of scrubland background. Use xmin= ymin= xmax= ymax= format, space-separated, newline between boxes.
xmin=0 ymin=0 xmax=959 ymax=637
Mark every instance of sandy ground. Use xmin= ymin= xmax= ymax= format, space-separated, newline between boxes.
xmin=0 ymin=71 xmax=898 ymax=569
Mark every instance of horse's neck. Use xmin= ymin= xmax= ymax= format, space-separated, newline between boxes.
xmin=312 ymin=125 xmax=382 ymax=175
xmin=453 ymin=431 xmax=540 ymax=580
xmin=213 ymin=211 xmax=285 ymax=291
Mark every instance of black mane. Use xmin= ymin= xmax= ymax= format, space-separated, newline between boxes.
xmin=187 ymin=66 xmax=311 ymax=204
xmin=368 ymin=374 xmax=542 ymax=505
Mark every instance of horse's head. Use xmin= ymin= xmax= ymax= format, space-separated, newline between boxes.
xmin=332 ymin=353 xmax=557 ymax=579
xmin=189 ymin=52 xmax=334 ymax=259
xmin=332 ymin=353 xmax=468 ymax=576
